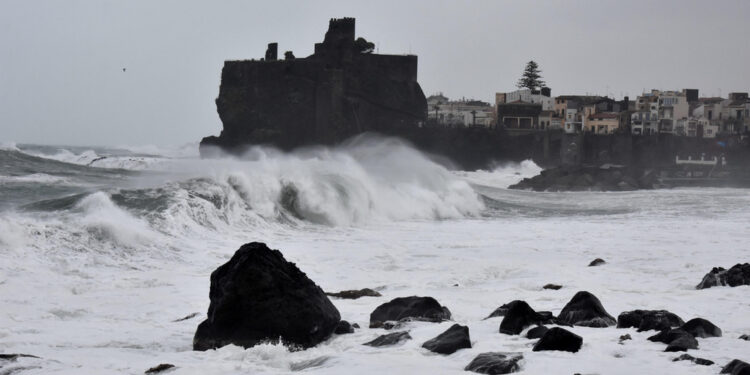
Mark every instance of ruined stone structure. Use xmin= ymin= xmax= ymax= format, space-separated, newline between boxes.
xmin=200 ymin=18 xmax=427 ymax=154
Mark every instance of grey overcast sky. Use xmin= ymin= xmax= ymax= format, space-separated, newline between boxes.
xmin=1 ymin=0 xmax=749 ymax=147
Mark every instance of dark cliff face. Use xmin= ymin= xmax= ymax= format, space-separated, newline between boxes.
xmin=200 ymin=18 xmax=427 ymax=154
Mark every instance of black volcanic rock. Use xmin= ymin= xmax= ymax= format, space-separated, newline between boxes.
xmin=532 ymin=327 xmax=583 ymax=353
xmin=421 ymin=324 xmax=471 ymax=354
xmin=334 ymin=320 xmax=355 ymax=334
xmin=485 ymin=302 xmax=514 ymax=319
xmin=509 ymin=165 xmax=653 ymax=192
xmin=740 ymin=334 xmax=750 ymax=341
xmin=369 ymin=296 xmax=451 ymax=328
xmin=648 ymin=328 xmax=698 ymax=351
xmin=588 ymin=258 xmax=606 ymax=267
xmin=617 ymin=310 xmax=684 ymax=332
xmin=543 ymin=283 xmax=562 ymax=290
xmin=193 ymin=242 xmax=340 ymax=351
xmin=464 ymin=352 xmax=523 ymax=374
xmin=499 ymin=300 xmax=544 ymax=335
xmin=721 ymin=359 xmax=750 ymax=375
xmin=326 ymin=288 xmax=382 ymax=299
xmin=557 ymin=291 xmax=616 ymax=327
xmin=665 ymin=335 xmax=700 ymax=352
xmin=681 ymin=318 xmax=722 ymax=338
xmin=145 ymin=364 xmax=175 ymax=374
xmin=526 ymin=326 xmax=549 ymax=339
xmin=673 ymin=354 xmax=714 ymax=366
xmin=696 ymin=263 xmax=750 ymax=289
xmin=363 ymin=331 xmax=411 ymax=347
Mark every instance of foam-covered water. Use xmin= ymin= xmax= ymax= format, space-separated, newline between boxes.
xmin=0 ymin=137 xmax=748 ymax=374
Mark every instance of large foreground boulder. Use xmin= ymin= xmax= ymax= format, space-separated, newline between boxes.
xmin=617 ymin=310 xmax=684 ymax=332
xmin=422 ymin=324 xmax=471 ymax=354
xmin=193 ymin=242 xmax=341 ymax=351
xmin=697 ymin=263 xmax=750 ymax=289
xmin=369 ymin=296 xmax=451 ymax=328
xmin=557 ymin=291 xmax=616 ymax=327
xmin=532 ymin=327 xmax=583 ymax=353
xmin=464 ymin=352 xmax=523 ymax=374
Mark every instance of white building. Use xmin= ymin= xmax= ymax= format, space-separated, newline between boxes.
xmin=501 ymin=88 xmax=554 ymax=111
xmin=427 ymin=94 xmax=494 ymax=127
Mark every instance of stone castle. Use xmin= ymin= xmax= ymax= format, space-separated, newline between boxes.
xmin=200 ymin=18 xmax=427 ymax=155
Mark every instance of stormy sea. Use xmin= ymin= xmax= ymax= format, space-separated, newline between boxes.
xmin=0 ymin=136 xmax=748 ymax=374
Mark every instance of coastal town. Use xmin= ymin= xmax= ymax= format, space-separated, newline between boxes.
xmin=427 ymin=85 xmax=750 ymax=139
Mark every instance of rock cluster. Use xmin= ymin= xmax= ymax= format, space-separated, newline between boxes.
xmin=509 ymin=165 xmax=658 ymax=192
xmin=696 ymin=263 xmax=750 ymax=289
xmin=647 ymin=317 xmax=721 ymax=352
xmin=190 ymin=244 xmax=738 ymax=373
xmin=617 ymin=310 xmax=684 ymax=332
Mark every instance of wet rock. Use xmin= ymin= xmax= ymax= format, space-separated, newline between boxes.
xmin=588 ymin=258 xmax=606 ymax=267
xmin=557 ymin=291 xmax=616 ymax=327
xmin=363 ymin=331 xmax=411 ymax=347
xmin=681 ymin=318 xmax=722 ymax=338
xmin=193 ymin=242 xmax=341 ymax=351
xmin=172 ymin=313 xmax=199 ymax=322
xmin=648 ymin=328 xmax=698 ymax=351
xmin=543 ymin=284 xmax=562 ymax=290
xmin=740 ymin=334 xmax=750 ymax=341
xmin=536 ymin=311 xmax=556 ymax=324
xmin=352 ymin=323 xmax=360 ymax=329
xmin=619 ymin=334 xmax=632 ymax=343
xmin=500 ymin=300 xmax=545 ymax=335
xmin=145 ymin=364 xmax=175 ymax=374
xmin=421 ymin=324 xmax=471 ymax=354
xmin=334 ymin=320 xmax=355 ymax=334
xmin=464 ymin=352 xmax=523 ymax=374
xmin=665 ymin=335 xmax=700 ymax=352
xmin=673 ymin=354 xmax=714 ymax=366
xmin=0 ymin=354 xmax=40 ymax=361
xmin=369 ymin=296 xmax=451 ymax=328
xmin=289 ymin=356 xmax=331 ymax=371
xmin=485 ymin=302 xmax=513 ymax=319
xmin=326 ymin=288 xmax=382 ymax=299
xmin=721 ymin=359 xmax=750 ymax=375
xmin=526 ymin=326 xmax=548 ymax=339
xmin=532 ymin=327 xmax=583 ymax=353
xmin=617 ymin=310 xmax=684 ymax=332
xmin=696 ymin=263 xmax=750 ymax=289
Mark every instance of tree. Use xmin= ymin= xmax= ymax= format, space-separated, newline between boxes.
xmin=516 ymin=61 xmax=546 ymax=91
xmin=354 ymin=37 xmax=375 ymax=54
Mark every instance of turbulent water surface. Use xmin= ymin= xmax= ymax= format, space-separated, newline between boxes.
xmin=0 ymin=138 xmax=748 ymax=374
